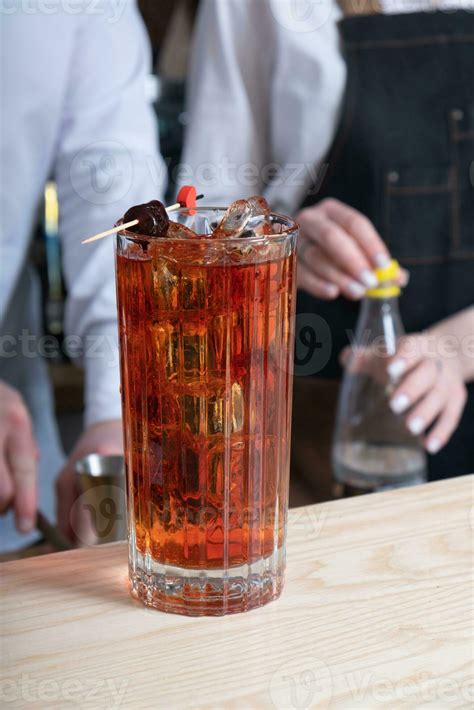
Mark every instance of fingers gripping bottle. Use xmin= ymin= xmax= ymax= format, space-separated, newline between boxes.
xmin=332 ymin=260 xmax=427 ymax=492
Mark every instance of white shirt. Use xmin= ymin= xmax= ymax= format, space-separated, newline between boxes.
xmin=382 ymin=0 xmax=473 ymax=11
xmin=182 ymin=0 xmax=473 ymax=216
xmin=0 ymin=0 xmax=166 ymax=427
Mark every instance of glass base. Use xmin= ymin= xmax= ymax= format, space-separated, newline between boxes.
xmin=333 ymin=442 xmax=427 ymax=492
xmin=334 ymin=467 xmax=426 ymax=492
xmin=129 ymin=549 xmax=285 ymax=616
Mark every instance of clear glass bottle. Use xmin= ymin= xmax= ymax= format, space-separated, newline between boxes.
xmin=332 ymin=260 xmax=427 ymax=492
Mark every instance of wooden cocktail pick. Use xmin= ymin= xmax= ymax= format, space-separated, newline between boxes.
xmin=81 ymin=188 xmax=204 ymax=245
xmin=81 ymin=219 xmax=139 ymax=245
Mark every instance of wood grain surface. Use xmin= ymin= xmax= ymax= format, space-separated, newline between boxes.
xmin=1 ymin=476 xmax=473 ymax=709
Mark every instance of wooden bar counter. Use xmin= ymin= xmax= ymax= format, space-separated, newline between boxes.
xmin=1 ymin=476 xmax=472 ymax=708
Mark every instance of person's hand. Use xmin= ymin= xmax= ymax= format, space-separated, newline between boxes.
xmin=387 ymin=335 xmax=468 ymax=454
xmin=341 ymin=333 xmax=468 ymax=453
xmin=0 ymin=381 xmax=38 ymax=533
xmin=56 ymin=419 xmax=123 ymax=543
xmin=297 ymin=198 xmax=408 ymax=300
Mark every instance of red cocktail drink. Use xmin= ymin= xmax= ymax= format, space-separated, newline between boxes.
xmin=116 ymin=205 xmax=298 ymax=615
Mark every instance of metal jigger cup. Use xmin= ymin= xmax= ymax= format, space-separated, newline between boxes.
xmin=75 ymin=455 xmax=127 ymax=545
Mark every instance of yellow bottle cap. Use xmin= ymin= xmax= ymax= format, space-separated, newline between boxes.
xmin=366 ymin=259 xmax=401 ymax=298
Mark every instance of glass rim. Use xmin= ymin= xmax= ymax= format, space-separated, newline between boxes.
xmin=115 ymin=206 xmax=299 ymax=244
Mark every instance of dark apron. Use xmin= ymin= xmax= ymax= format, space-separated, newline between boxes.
xmin=296 ymin=11 xmax=474 ymax=482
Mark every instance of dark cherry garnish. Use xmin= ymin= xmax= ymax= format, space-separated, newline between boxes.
xmin=123 ymin=200 xmax=169 ymax=237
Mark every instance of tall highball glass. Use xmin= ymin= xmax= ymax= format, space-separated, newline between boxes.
xmin=115 ymin=208 xmax=298 ymax=615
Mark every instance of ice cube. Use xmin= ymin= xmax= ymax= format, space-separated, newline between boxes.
xmin=240 ymin=214 xmax=274 ymax=238
xmin=177 ymin=209 xmax=221 ymax=237
xmin=182 ymin=385 xmax=244 ymax=438
xmin=213 ymin=199 xmax=253 ymax=238
xmin=152 ymin=258 xmax=178 ymax=311
xmin=184 ymin=394 xmax=203 ymax=436
xmin=247 ymin=195 xmax=270 ymax=217
xmin=182 ymin=273 xmax=206 ymax=310
xmin=242 ymin=197 xmax=272 ymax=236
xmin=181 ymin=391 xmax=226 ymax=438
xmin=152 ymin=320 xmax=179 ymax=381
xmin=207 ymin=384 xmax=244 ymax=434
xmin=208 ymin=394 xmax=224 ymax=435
xmin=213 ymin=196 xmax=270 ymax=238
xmin=167 ymin=221 xmax=199 ymax=239
xmin=231 ymin=382 xmax=244 ymax=432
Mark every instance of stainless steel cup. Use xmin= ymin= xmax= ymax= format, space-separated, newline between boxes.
xmin=75 ymin=455 xmax=126 ymax=544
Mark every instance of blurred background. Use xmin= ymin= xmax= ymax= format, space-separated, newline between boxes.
xmin=32 ymin=0 xmax=199 ymax=459
xmin=7 ymin=0 xmax=472 ymax=562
